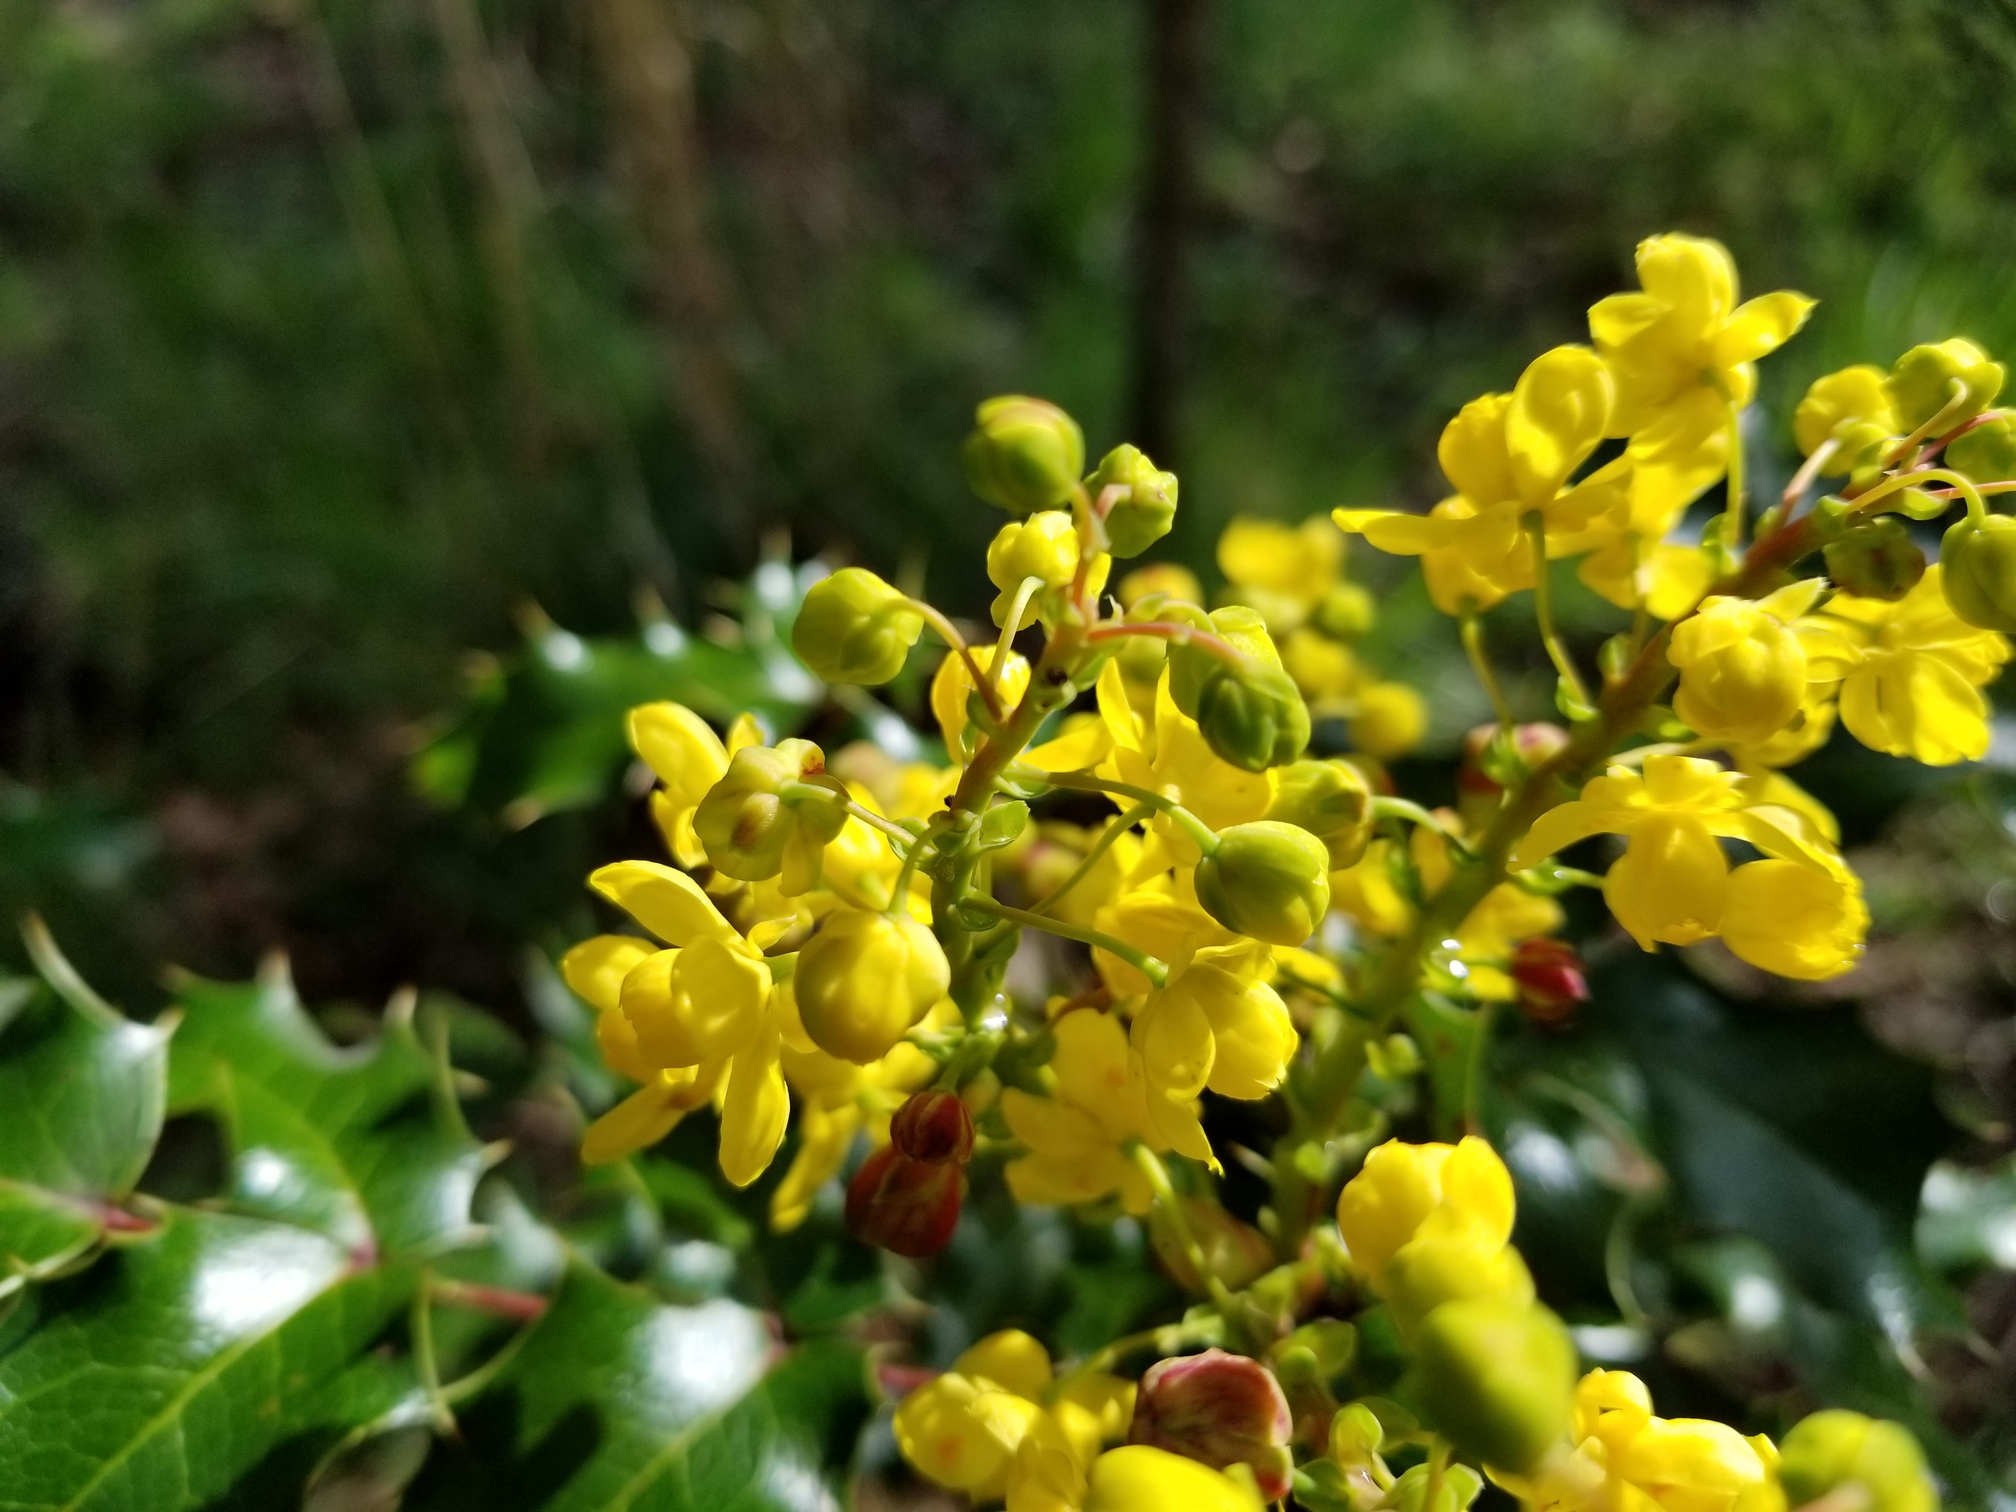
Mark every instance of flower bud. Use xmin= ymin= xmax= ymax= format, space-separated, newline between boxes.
xmin=1393 ymin=1459 xmax=1484 ymax=1512
xmin=1084 ymin=1445 xmax=1265 ymax=1512
xmin=987 ymin=510 xmax=1093 ymax=628
xmin=693 ymin=739 xmax=847 ymax=894
xmin=1130 ymin=1350 xmax=1294 ymax=1502
xmin=1794 ymin=366 xmax=1896 ymax=475
xmin=1778 ymin=1411 xmax=1937 ymax=1512
xmin=1457 ymin=723 xmax=1570 ymax=831
xmin=1266 ymin=759 xmax=1374 ymax=869
xmin=891 ymin=1088 xmax=975 ymax=1165
xmin=845 ymin=1139 xmax=964 ymax=1256
xmin=1351 ymin=682 xmax=1428 ymax=760
xmin=791 ymin=567 xmax=923 ymax=685
xmin=1089 ymin=444 xmax=1179 ymax=558
xmin=1384 ymin=1230 xmax=1536 ymax=1338
xmin=893 ymin=1369 xmax=1042 ymax=1495
xmin=963 ymin=395 xmax=1085 ymax=513
xmin=1944 ymin=412 xmax=2016 ymax=483
xmin=1170 ymin=608 xmax=1311 ymax=772
xmin=1938 ymin=512 xmax=2016 ymax=631
xmin=1822 ymin=518 xmax=1925 ymax=602
xmin=1195 ymin=820 xmax=1333 ymax=945
xmin=795 ymin=907 xmax=950 ymax=1063
xmin=1118 ymin=561 xmax=1204 ymax=610
xmin=1509 ymin=937 xmax=1590 ymax=1027
xmin=1405 ymin=1298 xmax=1576 ymax=1474
xmin=1667 ymin=585 xmax=1820 ymax=745
xmin=1885 ymin=339 xmax=2004 ymax=431
xmin=1313 ymin=582 xmax=1377 ymax=639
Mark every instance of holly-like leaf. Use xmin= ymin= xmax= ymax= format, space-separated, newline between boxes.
xmin=408 ymin=1259 xmax=870 ymax=1511
xmin=165 ymin=960 xmax=488 ymax=1263
xmin=0 ymin=930 xmax=172 ymax=1297
xmin=1917 ymin=1156 xmax=2016 ymax=1273
xmin=0 ymin=1206 xmax=418 ymax=1512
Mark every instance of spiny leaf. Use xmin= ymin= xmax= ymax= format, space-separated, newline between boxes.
xmin=165 ymin=962 xmax=487 ymax=1262
xmin=407 ymin=1259 xmax=870 ymax=1512
xmin=0 ymin=1206 xmax=418 ymax=1512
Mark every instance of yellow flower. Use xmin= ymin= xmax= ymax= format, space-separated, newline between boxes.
xmin=627 ymin=703 xmax=761 ymax=869
xmin=1080 ymin=1446 xmax=1265 ymax=1512
xmin=1281 ymin=625 xmax=1362 ymax=706
xmin=895 ymin=1332 xmax=1134 ymax=1504
xmin=793 ymin=905 xmax=950 ymax=1064
xmin=1810 ymin=566 xmax=2011 ymax=765
xmin=1794 ymin=365 xmax=1896 ymax=476
xmin=1510 ymin=754 xmax=1864 ymax=979
xmin=1217 ymin=514 xmax=1345 ymax=633
xmin=1549 ymin=455 xmax=1721 ymax=618
xmin=1496 ymin=1369 xmax=1768 ymax=1512
xmin=1091 ymin=887 xmax=1235 ymax=997
xmin=1352 ymin=681 xmax=1428 ymax=759
xmin=1335 ymin=1135 xmax=1516 ymax=1292
xmin=1589 ymin=233 xmax=1814 ymax=466
xmin=989 ymin=510 xmax=1109 ymax=628
xmin=1001 ymin=1009 xmax=1164 ymax=1212
xmin=1335 ymin=348 xmax=1615 ymax=616
xmin=1130 ymin=938 xmax=1298 ymax=1164
xmin=934 ymin=644 xmax=1033 ymax=761
xmin=1668 ymin=580 xmax=1826 ymax=744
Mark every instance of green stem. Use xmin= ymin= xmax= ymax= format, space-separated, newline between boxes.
xmin=910 ymin=600 xmax=1003 ymax=722
xmin=1459 ymin=607 xmax=1513 ymax=727
xmin=835 ymin=797 xmax=916 ymax=849
xmin=956 ymin=894 xmax=1168 ymax=987
xmin=1423 ymin=1437 xmax=1451 ymax=1512
xmin=1132 ymin=1143 xmax=1240 ymax=1314
xmin=1023 ymin=767 xmax=1220 ymax=856
xmin=1462 ymin=997 xmax=1501 ymax=1138
xmin=1083 ymin=620 xmax=1249 ymax=669
xmin=991 ymin=575 xmax=1045 ymax=689
xmin=1370 ymin=796 xmax=1469 ymax=850
xmin=1526 ymin=517 xmax=1588 ymax=706
xmin=1031 ymin=802 xmax=1154 ymax=915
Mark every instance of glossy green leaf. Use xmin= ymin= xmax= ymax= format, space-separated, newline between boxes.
xmin=408 ymin=1259 xmax=870 ymax=1511
xmin=0 ymin=958 xmax=171 ymax=1295
xmin=0 ymin=1206 xmax=418 ymax=1512
xmin=1916 ymin=1156 xmax=2016 ymax=1274
xmin=165 ymin=963 xmax=486 ymax=1262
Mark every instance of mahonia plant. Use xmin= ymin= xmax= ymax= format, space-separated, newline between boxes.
xmin=562 ymin=234 xmax=1998 ymax=1511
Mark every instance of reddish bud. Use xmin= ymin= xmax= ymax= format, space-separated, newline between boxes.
xmin=1510 ymin=937 xmax=1589 ymax=1027
xmin=1129 ymin=1348 xmax=1295 ymax=1501
xmin=1458 ymin=724 xmax=1570 ymax=828
xmin=892 ymin=1089 xmax=975 ymax=1165
xmin=846 ymin=1142 xmax=965 ymax=1257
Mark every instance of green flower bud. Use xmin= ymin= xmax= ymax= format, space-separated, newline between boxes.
xmin=1196 ymin=821 xmax=1332 ymax=944
xmin=1779 ymin=1411 xmax=1938 ymax=1512
xmin=1939 ymin=513 xmax=2016 ymax=631
xmin=1944 ymin=412 xmax=2016 ymax=483
xmin=1885 ymin=339 xmax=2005 ymax=431
xmin=693 ymin=739 xmax=848 ymax=894
xmin=795 ymin=907 xmax=951 ymax=1063
xmin=792 ymin=567 xmax=924 ymax=685
xmin=1822 ymin=518 xmax=1925 ymax=602
xmin=1088 ymin=443 xmax=1179 ymax=557
xmin=1405 ymin=1298 xmax=1575 ymax=1474
xmin=1313 ymin=582 xmax=1377 ymax=640
xmin=1171 ymin=607 xmax=1312 ymax=772
xmin=1266 ymin=759 xmax=1373 ymax=869
xmin=1384 ymin=1234 xmax=1535 ymax=1339
xmin=962 ymin=395 xmax=1085 ymax=513
xmin=1393 ymin=1460 xmax=1483 ymax=1512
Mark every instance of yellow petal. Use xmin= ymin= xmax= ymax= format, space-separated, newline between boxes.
xmin=626 ymin=701 xmax=727 ymax=801
xmin=1025 ymin=712 xmax=1114 ymax=772
xmin=718 ymin=1025 xmax=789 ymax=1187
xmin=1604 ymin=813 xmax=1729 ymax=949
xmin=1713 ymin=291 xmax=1816 ymax=369
xmin=590 ymin=860 xmax=743 ymax=948
xmin=581 ymin=1073 xmax=698 ymax=1165
xmin=1435 ymin=393 xmax=1517 ymax=506
xmin=1506 ymin=345 xmax=1613 ymax=504
xmin=560 ymin=934 xmax=657 ymax=1015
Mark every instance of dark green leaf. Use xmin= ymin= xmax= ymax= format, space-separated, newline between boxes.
xmin=409 ymin=1259 xmax=870 ymax=1511
xmin=1915 ymin=1157 xmax=2016 ymax=1274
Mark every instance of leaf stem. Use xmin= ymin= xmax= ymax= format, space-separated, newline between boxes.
xmin=1525 ymin=518 xmax=1589 ymax=707
xmin=1459 ymin=608 xmax=1513 ymax=727
xmin=1030 ymin=803 xmax=1155 ymax=915
xmin=955 ymin=894 xmax=1168 ymax=987
xmin=1022 ymin=768 xmax=1220 ymax=856
xmin=909 ymin=600 xmax=1004 ymax=721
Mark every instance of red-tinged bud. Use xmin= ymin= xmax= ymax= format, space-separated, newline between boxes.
xmin=1129 ymin=1349 xmax=1295 ymax=1501
xmin=891 ymin=1089 xmax=975 ymax=1165
xmin=1509 ymin=937 xmax=1589 ymax=1027
xmin=1457 ymin=724 xmax=1570 ymax=825
xmin=845 ymin=1142 xmax=964 ymax=1257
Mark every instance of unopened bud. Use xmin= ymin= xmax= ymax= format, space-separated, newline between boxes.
xmin=1939 ymin=515 xmax=2016 ymax=631
xmin=1195 ymin=820 xmax=1332 ymax=945
xmin=987 ymin=511 xmax=1088 ymax=628
xmin=1266 ymin=759 xmax=1374 ymax=869
xmin=1458 ymin=723 xmax=1570 ymax=830
xmin=891 ymin=1089 xmax=975 ymax=1165
xmin=1886 ymin=339 xmax=2004 ymax=431
xmin=795 ymin=907 xmax=951 ymax=1063
xmin=963 ymin=395 xmax=1085 ymax=513
xmin=1944 ymin=412 xmax=2016 ymax=482
xmin=1405 ymin=1298 xmax=1575 ymax=1474
xmin=1822 ymin=518 xmax=1924 ymax=602
xmin=1509 ymin=937 xmax=1590 ymax=1027
xmin=1170 ymin=608 xmax=1310 ymax=772
xmin=1794 ymin=366 xmax=1896 ymax=476
xmin=1779 ymin=1411 xmax=1937 ymax=1512
xmin=1130 ymin=1349 xmax=1295 ymax=1502
xmin=1313 ymin=582 xmax=1377 ymax=640
xmin=1148 ymin=1197 xmax=1276 ymax=1294
xmin=1089 ymin=444 xmax=1179 ymax=558
xmin=792 ymin=568 xmax=924 ymax=685
xmin=845 ymin=1140 xmax=963 ymax=1257
xmin=1351 ymin=683 xmax=1427 ymax=761
xmin=693 ymin=739 xmax=847 ymax=893
xmin=1384 ymin=1232 xmax=1536 ymax=1338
